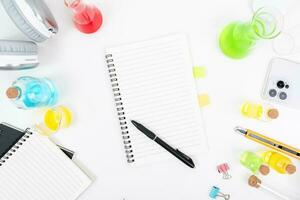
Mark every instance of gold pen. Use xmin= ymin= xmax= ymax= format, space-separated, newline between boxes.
xmin=235 ymin=126 xmax=300 ymax=160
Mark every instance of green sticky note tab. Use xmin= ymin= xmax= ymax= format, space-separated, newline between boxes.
xmin=193 ymin=66 xmax=206 ymax=79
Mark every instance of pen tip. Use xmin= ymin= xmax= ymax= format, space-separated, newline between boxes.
xmin=131 ymin=120 xmax=137 ymax=126
xmin=234 ymin=126 xmax=247 ymax=135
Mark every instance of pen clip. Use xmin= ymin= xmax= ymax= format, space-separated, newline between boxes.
xmin=176 ymin=149 xmax=193 ymax=162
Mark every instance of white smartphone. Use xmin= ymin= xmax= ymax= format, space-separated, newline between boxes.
xmin=262 ymin=58 xmax=300 ymax=110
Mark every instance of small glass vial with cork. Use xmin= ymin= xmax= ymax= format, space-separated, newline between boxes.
xmin=6 ymin=76 xmax=58 ymax=109
xmin=240 ymin=101 xmax=279 ymax=121
xmin=240 ymin=151 xmax=270 ymax=176
xmin=262 ymin=151 xmax=296 ymax=174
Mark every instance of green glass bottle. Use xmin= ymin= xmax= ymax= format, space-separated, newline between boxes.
xmin=240 ymin=151 xmax=270 ymax=175
xmin=219 ymin=7 xmax=283 ymax=59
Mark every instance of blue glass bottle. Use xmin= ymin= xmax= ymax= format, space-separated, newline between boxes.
xmin=6 ymin=76 xmax=58 ymax=109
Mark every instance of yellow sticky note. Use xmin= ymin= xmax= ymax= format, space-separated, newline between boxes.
xmin=198 ymin=94 xmax=210 ymax=107
xmin=193 ymin=66 xmax=206 ymax=79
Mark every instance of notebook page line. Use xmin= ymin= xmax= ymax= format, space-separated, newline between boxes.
xmin=24 ymin=135 xmax=70 ymax=199
xmin=134 ymin=141 xmax=204 ymax=159
xmin=112 ymin=46 xmax=184 ymax=63
xmin=108 ymin=36 xmax=185 ymax=55
xmin=35 ymin=135 xmax=86 ymax=185
xmin=35 ymin=134 xmax=90 ymax=197
xmin=132 ymin=131 xmax=203 ymax=149
xmin=1 ymin=136 xmax=61 ymax=200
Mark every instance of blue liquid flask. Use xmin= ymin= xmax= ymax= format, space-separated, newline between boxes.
xmin=6 ymin=76 xmax=58 ymax=109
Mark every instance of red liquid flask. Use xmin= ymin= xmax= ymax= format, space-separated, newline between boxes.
xmin=65 ymin=0 xmax=103 ymax=34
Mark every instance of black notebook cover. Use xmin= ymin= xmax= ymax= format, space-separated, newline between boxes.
xmin=0 ymin=123 xmax=25 ymax=159
xmin=0 ymin=123 xmax=75 ymax=160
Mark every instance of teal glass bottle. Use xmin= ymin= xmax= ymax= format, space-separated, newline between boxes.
xmin=6 ymin=76 xmax=58 ymax=109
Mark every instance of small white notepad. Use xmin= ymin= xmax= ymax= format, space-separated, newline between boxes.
xmin=0 ymin=131 xmax=91 ymax=200
xmin=106 ymin=34 xmax=207 ymax=165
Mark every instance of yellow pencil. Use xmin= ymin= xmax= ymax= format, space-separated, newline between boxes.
xmin=235 ymin=126 xmax=300 ymax=160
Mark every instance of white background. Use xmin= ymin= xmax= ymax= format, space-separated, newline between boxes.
xmin=0 ymin=0 xmax=300 ymax=199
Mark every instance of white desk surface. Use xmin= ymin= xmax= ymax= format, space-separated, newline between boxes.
xmin=1 ymin=0 xmax=300 ymax=199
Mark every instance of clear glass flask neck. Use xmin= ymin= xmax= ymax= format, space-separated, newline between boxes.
xmin=241 ymin=7 xmax=283 ymax=42
xmin=65 ymin=0 xmax=86 ymax=13
xmin=251 ymin=7 xmax=283 ymax=39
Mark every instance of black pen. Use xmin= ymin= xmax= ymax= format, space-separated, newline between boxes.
xmin=131 ymin=120 xmax=195 ymax=168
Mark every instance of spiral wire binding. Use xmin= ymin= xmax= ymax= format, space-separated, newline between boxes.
xmin=0 ymin=128 xmax=33 ymax=167
xmin=106 ymin=54 xmax=134 ymax=163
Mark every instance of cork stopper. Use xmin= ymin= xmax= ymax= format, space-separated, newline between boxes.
xmin=286 ymin=164 xmax=296 ymax=174
xmin=267 ymin=109 xmax=279 ymax=119
xmin=259 ymin=165 xmax=270 ymax=176
xmin=6 ymin=87 xmax=19 ymax=99
xmin=248 ymin=175 xmax=261 ymax=188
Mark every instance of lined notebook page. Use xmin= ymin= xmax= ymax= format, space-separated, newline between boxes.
xmin=0 ymin=132 xmax=91 ymax=200
xmin=107 ymin=34 xmax=207 ymax=165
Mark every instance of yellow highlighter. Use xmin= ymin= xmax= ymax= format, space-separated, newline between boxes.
xmin=235 ymin=126 xmax=300 ymax=161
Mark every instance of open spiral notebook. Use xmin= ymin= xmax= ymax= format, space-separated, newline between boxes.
xmin=0 ymin=123 xmax=91 ymax=200
xmin=105 ymin=34 xmax=208 ymax=165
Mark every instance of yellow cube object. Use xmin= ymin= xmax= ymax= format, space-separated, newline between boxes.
xmin=198 ymin=94 xmax=210 ymax=107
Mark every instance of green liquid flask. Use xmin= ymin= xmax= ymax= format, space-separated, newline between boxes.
xmin=219 ymin=7 xmax=283 ymax=59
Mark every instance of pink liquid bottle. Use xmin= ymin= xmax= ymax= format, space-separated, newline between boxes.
xmin=65 ymin=0 xmax=103 ymax=34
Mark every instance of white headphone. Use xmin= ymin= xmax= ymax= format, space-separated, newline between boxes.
xmin=0 ymin=0 xmax=58 ymax=70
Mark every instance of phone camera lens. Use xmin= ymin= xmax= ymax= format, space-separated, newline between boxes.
xmin=285 ymin=85 xmax=289 ymax=89
xmin=269 ymin=89 xmax=277 ymax=97
xmin=277 ymin=81 xmax=285 ymax=89
xmin=279 ymin=92 xmax=287 ymax=100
